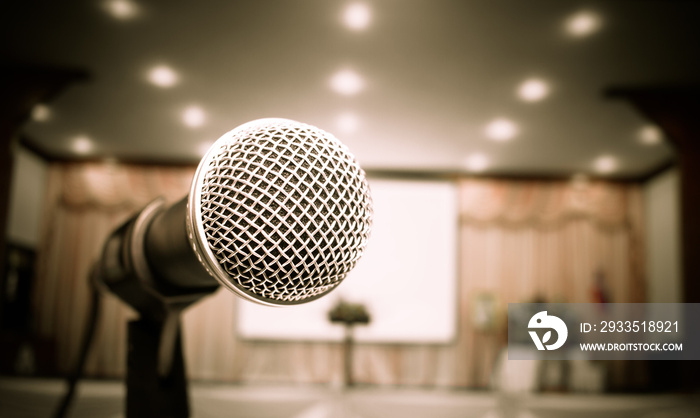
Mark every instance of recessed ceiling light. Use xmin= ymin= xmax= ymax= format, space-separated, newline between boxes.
xmin=343 ymin=2 xmax=371 ymax=31
xmin=638 ymin=125 xmax=663 ymax=145
xmin=517 ymin=78 xmax=550 ymax=102
xmin=330 ymin=69 xmax=365 ymax=96
xmin=183 ymin=106 xmax=206 ymax=128
xmin=104 ymin=0 xmax=140 ymax=20
xmin=485 ymin=118 xmax=518 ymax=141
xmin=147 ymin=65 xmax=179 ymax=88
xmin=71 ymin=135 xmax=94 ymax=155
xmin=336 ymin=112 xmax=360 ymax=134
xmin=31 ymin=104 xmax=51 ymax=122
xmin=565 ymin=11 xmax=602 ymax=38
xmin=593 ymin=155 xmax=617 ymax=174
xmin=464 ymin=153 xmax=490 ymax=172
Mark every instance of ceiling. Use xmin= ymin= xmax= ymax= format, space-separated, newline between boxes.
xmin=4 ymin=0 xmax=699 ymax=178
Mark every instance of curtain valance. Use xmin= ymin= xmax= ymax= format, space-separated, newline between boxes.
xmin=55 ymin=162 xmax=195 ymax=209
xmin=459 ymin=178 xmax=636 ymax=228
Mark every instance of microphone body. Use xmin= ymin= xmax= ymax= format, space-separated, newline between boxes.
xmin=144 ymin=197 xmax=215 ymax=290
xmin=97 ymin=197 xmax=217 ymax=320
xmin=97 ymin=118 xmax=373 ymax=311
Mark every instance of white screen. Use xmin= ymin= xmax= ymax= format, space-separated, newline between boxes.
xmin=237 ymin=178 xmax=458 ymax=344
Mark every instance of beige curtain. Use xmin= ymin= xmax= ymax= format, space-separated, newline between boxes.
xmin=32 ymin=163 xmax=646 ymax=389
xmin=33 ymin=162 xmax=195 ymax=377
xmin=456 ymin=178 xmax=646 ymax=388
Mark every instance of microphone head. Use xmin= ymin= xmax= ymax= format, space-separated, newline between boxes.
xmin=187 ymin=118 xmax=373 ymax=306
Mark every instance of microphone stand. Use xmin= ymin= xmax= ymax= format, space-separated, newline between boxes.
xmin=328 ymin=301 xmax=371 ymax=388
xmin=127 ymin=309 xmax=188 ymax=418
xmin=97 ymin=199 xmax=219 ymax=418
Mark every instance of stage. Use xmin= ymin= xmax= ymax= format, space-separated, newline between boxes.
xmin=0 ymin=378 xmax=697 ymax=418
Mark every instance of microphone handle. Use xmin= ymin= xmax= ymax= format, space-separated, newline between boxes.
xmin=144 ymin=197 xmax=217 ymax=290
xmin=97 ymin=197 xmax=218 ymax=317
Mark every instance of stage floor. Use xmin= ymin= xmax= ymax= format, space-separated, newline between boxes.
xmin=0 ymin=378 xmax=698 ymax=418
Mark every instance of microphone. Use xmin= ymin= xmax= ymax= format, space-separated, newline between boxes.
xmin=75 ymin=118 xmax=374 ymax=418
xmin=97 ymin=118 xmax=374 ymax=309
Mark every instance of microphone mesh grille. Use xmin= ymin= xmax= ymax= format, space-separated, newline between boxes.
xmin=198 ymin=119 xmax=372 ymax=304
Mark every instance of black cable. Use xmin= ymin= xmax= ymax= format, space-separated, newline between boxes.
xmin=51 ymin=276 xmax=102 ymax=418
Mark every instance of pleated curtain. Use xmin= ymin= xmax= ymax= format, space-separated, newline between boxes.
xmin=31 ymin=162 xmax=646 ymax=389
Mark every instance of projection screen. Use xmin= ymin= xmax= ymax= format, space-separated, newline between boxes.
xmin=236 ymin=177 xmax=458 ymax=344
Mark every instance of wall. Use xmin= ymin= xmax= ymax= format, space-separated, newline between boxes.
xmin=643 ymin=168 xmax=681 ymax=303
xmin=7 ymin=146 xmax=48 ymax=248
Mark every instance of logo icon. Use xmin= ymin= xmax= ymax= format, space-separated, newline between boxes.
xmin=528 ymin=311 xmax=568 ymax=350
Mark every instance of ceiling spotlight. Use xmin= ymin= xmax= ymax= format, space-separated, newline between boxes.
xmin=593 ymin=155 xmax=617 ymax=174
xmin=183 ymin=106 xmax=206 ymax=128
xmin=336 ymin=112 xmax=360 ymax=134
xmin=104 ymin=0 xmax=140 ymax=20
xmin=31 ymin=104 xmax=51 ymax=122
xmin=565 ymin=11 xmax=602 ymax=38
xmin=330 ymin=69 xmax=365 ymax=96
xmin=147 ymin=65 xmax=179 ymax=88
xmin=638 ymin=125 xmax=663 ymax=145
xmin=71 ymin=135 xmax=94 ymax=155
xmin=517 ymin=78 xmax=550 ymax=102
xmin=485 ymin=118 xmax=518 ymax=141
xmin=464 ymin=153 xmax=490 ymax=172
xmin=343 ymin=2 xmax=371 ymax=31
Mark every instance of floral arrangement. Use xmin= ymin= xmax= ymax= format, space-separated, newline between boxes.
xmin=328 ymin=300 xmax=370 ymax=325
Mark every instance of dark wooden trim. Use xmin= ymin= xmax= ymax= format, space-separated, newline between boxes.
xmin=16 ymin=138 xmax=666 ymax=185
xmin=18 ymin=135 xmax=200 ymax=168
xmin=0 ymin=63 xmax=89 ymax=330
xmin=608 ymin=85 xmax=700 ymax=391
xmin=636 ymin=157 xmax=678 ymax=184
xmin=363 ymin=168 xmax=659 ymax=184
xmin=15 ymin=135 xmax=52 ymax=163
xmin=0 ymin=63 xmax=90 ymax=135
